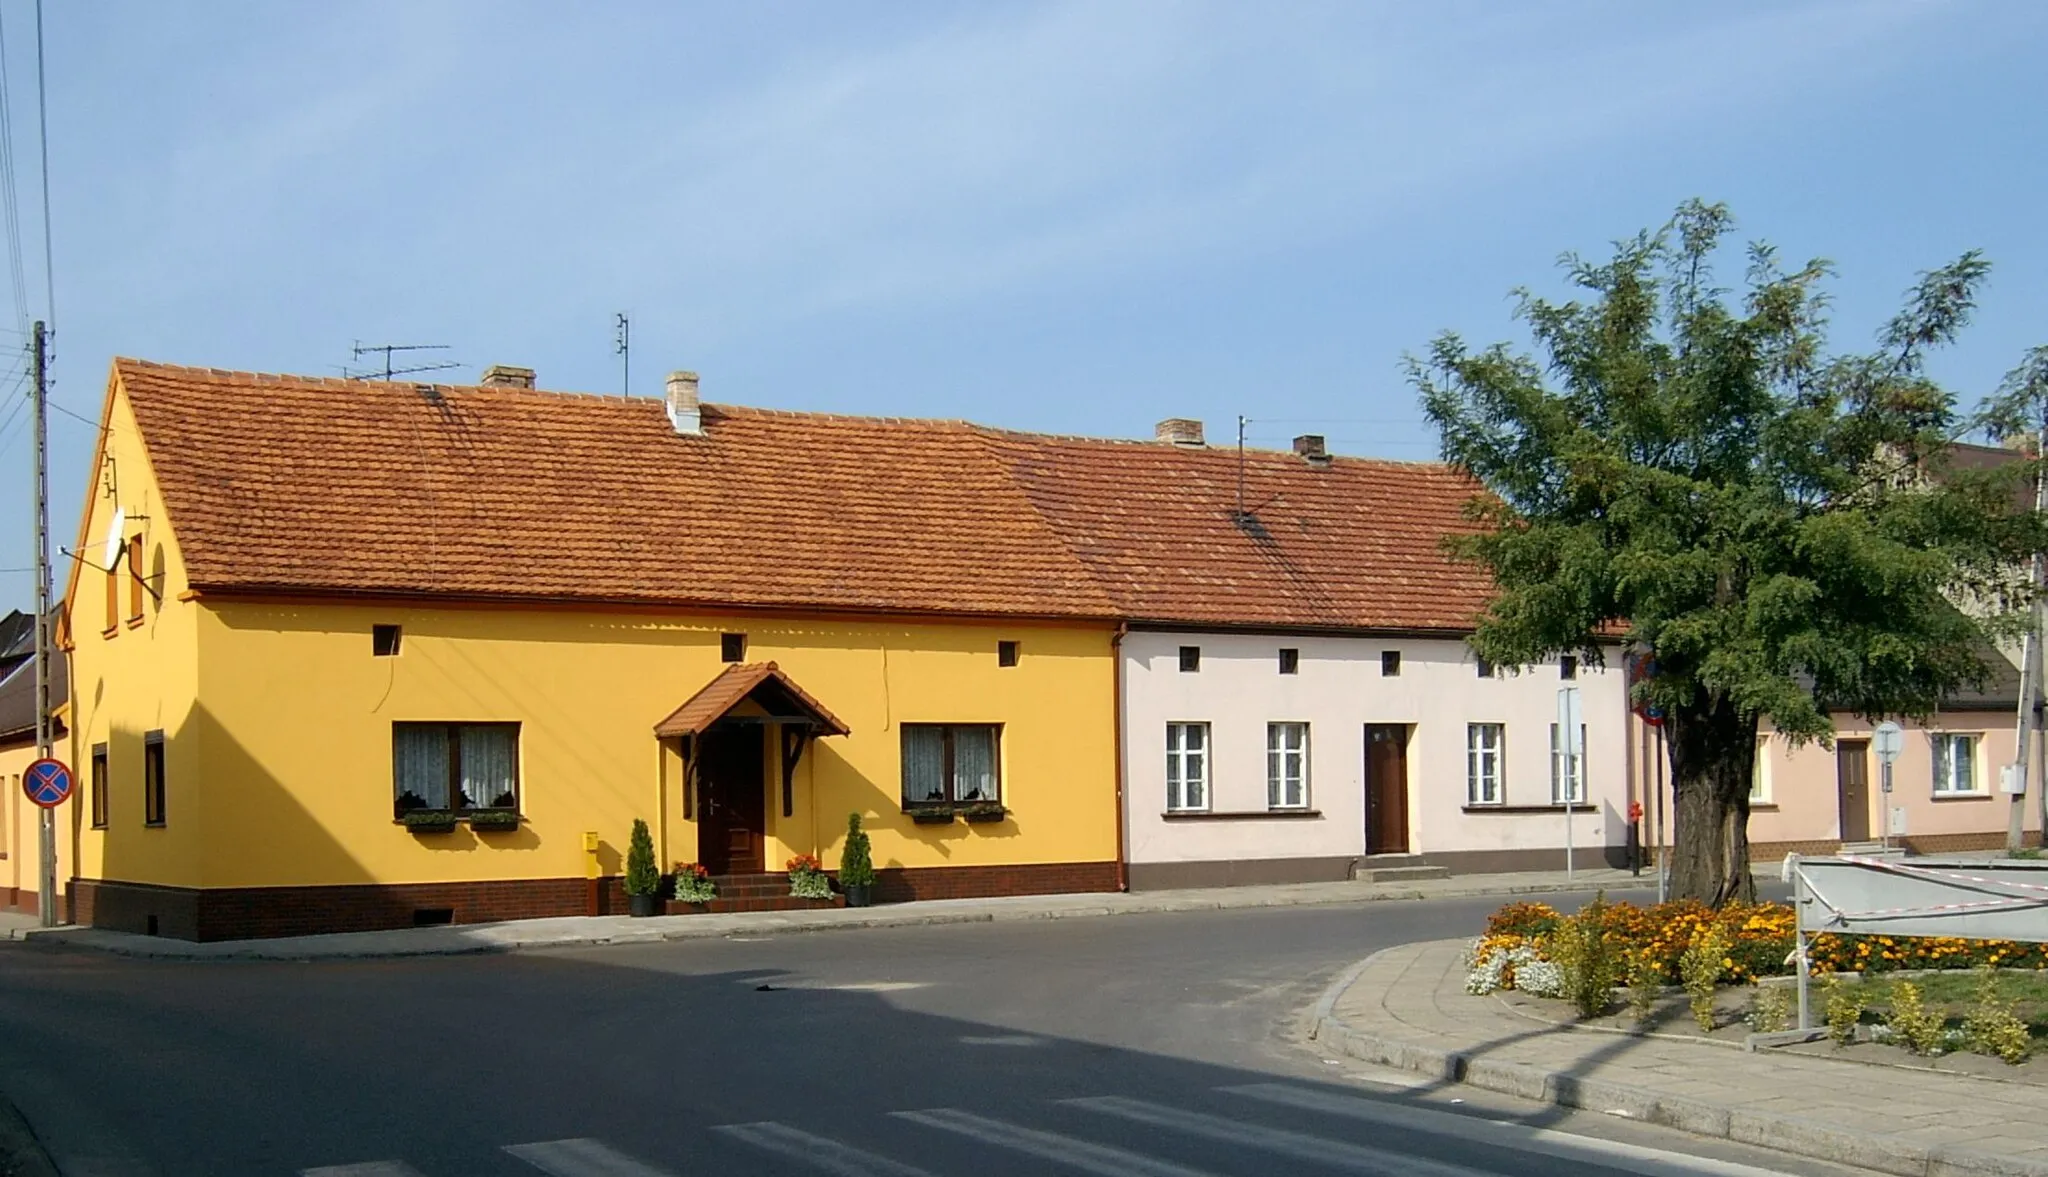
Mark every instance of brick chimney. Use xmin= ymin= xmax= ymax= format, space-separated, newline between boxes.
xmin=667 ymin=370 xmax=702 ymax=436
xmin=1293 ymin=434 xmax=1331 ymax=466
xmin=479 ymin=365 xmax=535 ymax=389
xmin=1155 ymin=418 xmax=1205 ymax=447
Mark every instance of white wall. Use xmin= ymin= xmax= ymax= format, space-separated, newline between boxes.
xmin=1121 ymin=631 xmax=1629 ymax=871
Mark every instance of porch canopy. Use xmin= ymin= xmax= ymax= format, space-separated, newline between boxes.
xmin=654 ymin=661 xmax=848 ymax=739
xmin=654 ymin=662 xmax=849 ymax=820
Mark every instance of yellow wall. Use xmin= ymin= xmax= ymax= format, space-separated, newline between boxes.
xmin=64 ymin=379 xmax=206 ymax=891
xmin=183 ymin=603 xmax=1116 ymax=888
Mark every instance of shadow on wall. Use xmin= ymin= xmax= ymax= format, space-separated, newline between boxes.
xmin=87 ymin=701 xmax=613 ymax=942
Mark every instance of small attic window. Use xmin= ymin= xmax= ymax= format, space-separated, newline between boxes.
xmin=1561 ymin=655 xmax=1579 ymax=681
xmin=721 ymin=633 xmax=747 ymax=663
xmin=372 ymin=625 xmax=402 ymax=657
xmin=1179 ymin=646 xmax=1201 ymax=673
xmin=998 ymin=640 xmax=1020 ymax=667
xmin=1278 ymin=648 xmax=1299 ymax=675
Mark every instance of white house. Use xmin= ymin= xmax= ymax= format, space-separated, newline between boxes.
xmin=1121 ymin=630 xmax=1629 ymax=887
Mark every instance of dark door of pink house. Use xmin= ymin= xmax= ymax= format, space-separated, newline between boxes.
xmin=1837 ymin=740 xmax=1871 ymax=844
xmin=1365 ymin=724 xmax=1410 ymax=855
xmin=698 ymin=724 xmax=765 ymax=876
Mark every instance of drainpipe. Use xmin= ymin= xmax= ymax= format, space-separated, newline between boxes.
xmin=1113 ymin=622 xmax=1130 ymax=893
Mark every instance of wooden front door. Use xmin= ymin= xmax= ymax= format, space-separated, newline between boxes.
xmin=1837 ymin=739 xmax=1871 ymax=843
xmin=1365 ymin=724 xmax=1410 ymax=855
xmin=697 ymin=724 xmax=766 ymax=875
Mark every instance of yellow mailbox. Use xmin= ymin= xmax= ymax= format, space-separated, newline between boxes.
xmin=583 ymin=830 xmax=601 ymax=879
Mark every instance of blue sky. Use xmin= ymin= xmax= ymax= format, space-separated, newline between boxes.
xmin=0 ymin=0 xmax=2042 ymax=606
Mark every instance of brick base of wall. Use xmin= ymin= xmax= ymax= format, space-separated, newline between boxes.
xmin=73 ymin=860 xmax=1122 ymax=942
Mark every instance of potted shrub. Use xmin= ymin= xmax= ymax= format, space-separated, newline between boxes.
xmin=672 ymin=861 xmax=717 ymax=904
xmin=961 ymin=801 xmax=1006 ymax=824
xmin=468 ymin=809 xmax=521 ymax=832
xmin=786 ymin=854 xmax=833 ymax=901
xmin=402 ymin=808 xmax=457 ymax=835
xmin=839 ymin=812 xmax=877 ymax=907
xmin=624 ymin=819 xmax=661 ymax=917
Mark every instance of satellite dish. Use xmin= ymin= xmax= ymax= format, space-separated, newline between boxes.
xmin=102 ymin=506 xmax=125 ymax=570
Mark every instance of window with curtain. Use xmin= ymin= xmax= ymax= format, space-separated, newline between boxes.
xmin=1266 ymin=722 xmax=1309 ymax=809
xmin=900 ymin=724 xmax=1002 ymax=807
xmin=1931 ymin=733 xmax=1981 ymax=795
xmin=1549 ymin=722 xmax=1586 ymax=804
xmin=393 ymin=722 xmax=520 ymax=815
xmin=1467 ymin=723 xmax=1504 ymax=805
xmin=1166 ymin=722 xmax=1209 ymax=812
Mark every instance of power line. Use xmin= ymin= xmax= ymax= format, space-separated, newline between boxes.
xmin=34 ymin=0 xmax=51 ymax=333
xmin=0 ymin=4 xmax=29 ymax=341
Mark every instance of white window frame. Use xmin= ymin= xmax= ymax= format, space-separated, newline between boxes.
xmin=1165 ymin=722 xmax=1210 ymax=813
xmin=1267 ymin=722 xmax=1310 ymax=810
xmin=1931 ymin=732 xmax=1983 ymax=796
xmin=1750 ymin=735 xmax=1772 ymax=804
xmin=1467 ymin=723 xmax=1504 ymax=806
xmin=1549 ymin=722 xmax=1586 ymax=805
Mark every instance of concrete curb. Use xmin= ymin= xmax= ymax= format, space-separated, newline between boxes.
xmin=19 ymin=873 xmax=1672 ymax=963
xmin=1306 ymin=945 xmax=2048 ymax=1177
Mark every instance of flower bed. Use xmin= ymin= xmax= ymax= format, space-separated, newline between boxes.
xmin=1472 ymin=899 xmax=2048 ymax=994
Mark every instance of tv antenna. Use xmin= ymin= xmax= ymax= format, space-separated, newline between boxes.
xmin=614 ymin=312 xmax=630 ymax=395
xmin=345 ymin=341 xmax=461 ymax=382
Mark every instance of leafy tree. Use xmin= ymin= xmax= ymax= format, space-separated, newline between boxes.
xmin=624 ymin=818 xmax=659 ymax=897
xmin=1411 ymin=200 xmax=2042 ymax=904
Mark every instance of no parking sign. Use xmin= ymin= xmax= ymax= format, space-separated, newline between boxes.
xmin=22 ymin=758 xmax=71 ymax=808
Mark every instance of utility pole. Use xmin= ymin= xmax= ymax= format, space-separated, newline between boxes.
xmin=32 ymin=319 xmax=53 ymax=926
xmin=2015 ymin=407 xmax=2048 ymax=853
xmin=615 ymin=313 xmax=630 ymax=396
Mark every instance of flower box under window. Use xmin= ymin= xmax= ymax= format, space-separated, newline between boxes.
xmin=402 ymin=809 xmax=458 ymax=835
xmin=961 ymin=802 xmax=1007 ymax=824
xmin=909 ymin=806 xmax=958 ymax=825
xmin=468 ymin=810 xmax=521 ymax=832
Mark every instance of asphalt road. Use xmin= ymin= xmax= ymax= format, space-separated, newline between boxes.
xmin=0 ymin=884 xmax=1860 ymax=1177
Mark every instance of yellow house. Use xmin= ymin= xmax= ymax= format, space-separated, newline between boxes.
xmin=64 ymin=361 xmax=1124 ymax=940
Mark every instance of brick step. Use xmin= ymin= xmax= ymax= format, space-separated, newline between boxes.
xmin=1355 ymin=864 xmax=1451 ymax=884
xmin=664 ymin=895 xmax=845 ymax=915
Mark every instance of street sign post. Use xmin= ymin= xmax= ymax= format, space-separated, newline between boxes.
xmin=1558 ymin=686 xmax=1583 ymax=880
xmin=1873 ymin=722 xmax=1904 ymax=851
xmin=22 ymin=758 xmax=70 ymax=809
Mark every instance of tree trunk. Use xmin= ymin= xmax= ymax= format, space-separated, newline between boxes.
xmin=1664 ymin=693 xmax=1758 ymax=906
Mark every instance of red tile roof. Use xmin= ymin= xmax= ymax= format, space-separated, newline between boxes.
xmin=109 ymin=360 xmax=1494 ymax=632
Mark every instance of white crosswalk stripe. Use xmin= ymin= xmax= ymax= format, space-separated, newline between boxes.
xmin=503 ymin=1138 xmax=676 ymax=1177
xmin=1223 ymin=1083 xmax=1807 ymax=1177
xmin=893 ymin=1108 xmax=1222 ymax=1177
xmin=1064 ymin=1095 xmax=1494 ymax=1177
xmin=300 ymin=1166 xmax=427 ymax=1177
xmin=714 ymin=1121 xmax=941 ymax=1176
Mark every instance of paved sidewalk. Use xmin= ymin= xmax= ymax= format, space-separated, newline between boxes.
xmin=1309 ymin=938 xmax=2048 ymax=1177
xmin=19 ymin=865 xmax=1667 ymax=961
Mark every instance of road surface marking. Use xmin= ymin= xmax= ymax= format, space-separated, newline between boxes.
xmin=1063 ymin=1095 xmax=1492 ymax=1177
xmin=957 ymin=1034 xmax=1047 ymax=1046
xmin=300 ymin=1166 xmax=427 ymax=1177
xmin=893 ymin=1108 xmax=1219 ymax=1177
xmin=714 ymin=1122 xmax=939 ymax=1176
xmin=1223 ymin=1083 xmax=1811 ymax=1177
xmin=503 ymin=1138 xmax=674 ymax=1177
